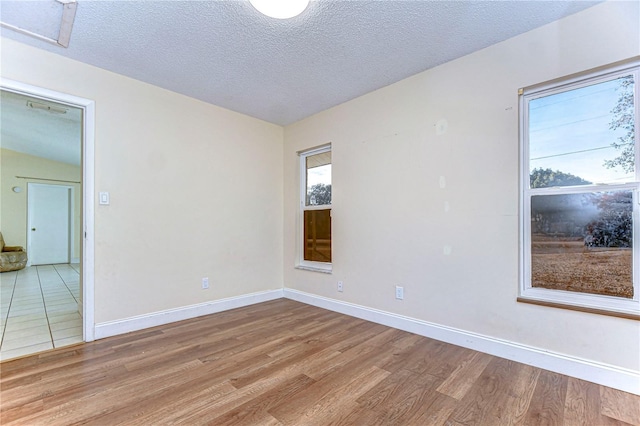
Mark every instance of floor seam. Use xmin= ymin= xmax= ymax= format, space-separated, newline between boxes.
xmin=0 ymin=270 xmax=19 ymax=349
xmin=35 ymin=265 xmax=56 ymax=348
xmin=53 ymin=264 xmax=79 ymax=304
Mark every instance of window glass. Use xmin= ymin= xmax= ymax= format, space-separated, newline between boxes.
xmin=531 ymin=190 xmax=633 ymax=298
xmin=306 ymin=151 xmax=332 ymax=206
xmin=529 ymin=75 xmax=635 ymax=188
xmin=304 ymin=209 xmax=332 ymax=262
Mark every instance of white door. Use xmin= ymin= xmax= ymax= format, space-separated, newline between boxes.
xmin=28 ymin=183 xmax=72 ymax=265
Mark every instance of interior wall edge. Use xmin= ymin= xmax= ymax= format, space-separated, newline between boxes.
xmin=283 ymin=288 xmax=640 ymax=396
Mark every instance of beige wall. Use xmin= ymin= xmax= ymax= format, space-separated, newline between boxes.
xmin=1 ymin=37 xmax=284 ymax=323
xmin=1 ymin=148 xmax=81 ymax=260
xmin=283 ymin=1 xmax=640 ymax=371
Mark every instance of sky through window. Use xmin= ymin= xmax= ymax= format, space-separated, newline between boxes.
xmin=529 ymin=75 xmax=635 ymax=185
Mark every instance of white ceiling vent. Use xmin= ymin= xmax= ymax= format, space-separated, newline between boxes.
xmin=0 ymin=0 xmax=77 ymax=48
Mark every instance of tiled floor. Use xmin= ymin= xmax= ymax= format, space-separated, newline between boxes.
xmin=0 ymin=264 xmax=82 ymax=361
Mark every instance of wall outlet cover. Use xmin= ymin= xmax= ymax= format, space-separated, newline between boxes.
xmin=395 ymin=286 xmax=404 ymax=300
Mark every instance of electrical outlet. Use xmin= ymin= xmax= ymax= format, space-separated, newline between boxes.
xmin=395 ymin=285 xmax=404 ymax=300
xmin=337 ymin=281 xmax=344 ymax=292
xmin=202 ymin=277 xmax=209 ymax=289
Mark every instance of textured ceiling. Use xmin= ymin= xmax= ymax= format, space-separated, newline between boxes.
xmin=1 ymin=0 xmax=601 ymax=127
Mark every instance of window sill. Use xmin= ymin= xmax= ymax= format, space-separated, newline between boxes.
xmin=517 ymin=296 xmax=640 ymax=321
xmin=295 ymin=264 xmax=332 ymax=274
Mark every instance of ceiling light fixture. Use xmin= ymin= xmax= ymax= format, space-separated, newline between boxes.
xmin=0 ymin=0 xmax=77 ymax=48
xmin=249 ymin=0 xmax=310 ymax=19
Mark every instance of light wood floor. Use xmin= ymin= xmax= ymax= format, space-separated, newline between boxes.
xmin=1 ymin=299 xmax=638 ymax=425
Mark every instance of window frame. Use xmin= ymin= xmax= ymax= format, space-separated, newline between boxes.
xmin=519 ymin=60 xmax=640 ymax=319
xmin=297 ymin=144 xmax=332 ymax=273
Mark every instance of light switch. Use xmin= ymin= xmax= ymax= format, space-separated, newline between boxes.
xmin=99 ymin=191 xmax=110 ymax=205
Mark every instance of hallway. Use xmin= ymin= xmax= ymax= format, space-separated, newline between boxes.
xmin=0 ymin=264 xmax=82 ymax=360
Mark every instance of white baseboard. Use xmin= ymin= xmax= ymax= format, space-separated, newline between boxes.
xmin=94 ymin=289 xmax=284 ymax=340
xmin=284 ymin=289 xmax=640 ymax=395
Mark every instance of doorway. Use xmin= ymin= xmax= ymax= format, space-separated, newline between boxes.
xmin=0 ymin=78 xmax=95 ymax=359
xmin=28 ymin=183 xmax=74 ymax=266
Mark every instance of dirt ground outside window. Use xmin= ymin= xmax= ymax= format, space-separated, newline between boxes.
xmin=531 ymin=235 xmax=633 ymax=299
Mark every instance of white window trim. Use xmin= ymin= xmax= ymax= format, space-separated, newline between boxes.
xmin=297 ymin=144 xmax=332 ymax=273
xmin=519 ymin=60 xmax=640 ymax=318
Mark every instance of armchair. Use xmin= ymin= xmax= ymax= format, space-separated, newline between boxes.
xmin=0 ymin=232 xmax=28 ymax=272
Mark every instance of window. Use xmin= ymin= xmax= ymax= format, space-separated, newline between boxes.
xmin=298 ymin=145 xmax=332 ymax=272
xmin=519 ymin=61 xmax=640 ymax=318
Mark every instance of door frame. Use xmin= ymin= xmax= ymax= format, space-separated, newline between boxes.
xmin=1 ymin=78 xmax=96 ymax=342
xmin=27 ymin=183 xmax=74 ymax=266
